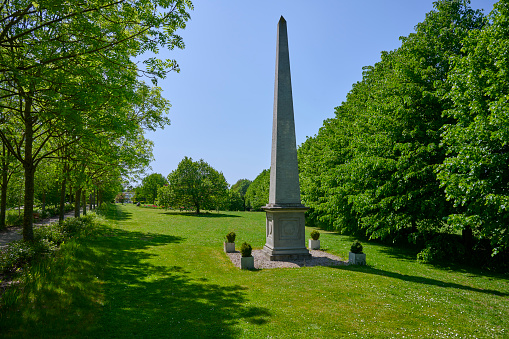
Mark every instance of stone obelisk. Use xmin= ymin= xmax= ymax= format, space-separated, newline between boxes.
xmin=262 ymin=16 xmax=311 ymax=261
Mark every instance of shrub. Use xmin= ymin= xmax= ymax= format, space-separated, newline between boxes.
xmin=240 ymin=242 xmax=252 ymax=257
xmin=64 ymin=203 xmax=74 ymax=213
xmin=417 ymin=233 xmax=465 ymax=264
xmin=0 ymin=214 xmax=99 ymax=274
xmin=34 ymin=223 xmax=65 ymax=246
xmin=0 ymin=240 xmax=36 ymax=272
xmin=60 ymin=217 xmax=85 ymax=236
xmin=33 ymin=238 xmax=58 ymax=256
xmin=5 ymin=211 xmax=23 ymax=227
xmin=310 ymin=230 xmax=320 ymax=241
xmin=40 ymin=210 xmax=50 ymax=219
xmin=226 ymin=232 xmax=236 ymax=243
xmin=350 ymin=240 xmax=363 ymax=254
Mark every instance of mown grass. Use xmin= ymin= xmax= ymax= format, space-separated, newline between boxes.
xmin=1 ymin=204 xmax=508 ymax=338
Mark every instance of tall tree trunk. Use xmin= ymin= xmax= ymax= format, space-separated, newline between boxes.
xmin=89 ymin=192 xmax=92 ymax=211
xmin=75 ymin=188 xmax=82 ymax=218
xmin=82 ymin=190 xmax=87 ymax=215
xmin=59 ymin=163 xmax=67 ymax=224
xmin=18 ymin=181 xmax=22 ymax=217
xmin=0 ymin=144 xmax=8 ymax=229
xmin=462 ymin=225 xmax=473 ymax=254
xmin=23 ymin=165 xmax=36 ymax=241
xmin=22 ymin=96 xmax=35 ymax=242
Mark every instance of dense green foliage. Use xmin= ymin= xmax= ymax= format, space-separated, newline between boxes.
xmin=0 ymin=0 xmax=192 ymax=240
xmin=244 ymin=169 xmax=270 ymax=211
xmin=157 ymin=157 xmax=228 ymax=213
xmin=230 ymin=178 xmax=252 ymax=211
xmin=135 ymin=173 xmax=168 ymax=204
xmin=298 ymin=0 xmax=508 ymax=261
xmin=231 ymin=179 xmax=252 ymax=197
xmin=0 ymin=213 xmax=99 ymax=273
xmin=437 ymin=0 xmax=509 ymax=255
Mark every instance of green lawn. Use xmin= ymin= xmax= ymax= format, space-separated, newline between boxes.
xmin=1 ymin=204 xmax=508 ymax=338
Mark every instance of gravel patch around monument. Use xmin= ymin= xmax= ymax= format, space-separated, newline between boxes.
xmin=227 ymin=249 xmax=347 ymax=269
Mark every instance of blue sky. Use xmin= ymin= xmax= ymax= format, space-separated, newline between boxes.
xmin=143 ymin=0 xmax=497 ymax=186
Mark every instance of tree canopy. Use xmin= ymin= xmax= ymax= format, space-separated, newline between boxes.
xmin=0 ymin=0 xmax=192 ymax=240
xmin=298 ymin=0 xmax=508 ymax=261
xmin=158 ymin=157 xmax=228 ymax=214
xmin=244 ymin=169 xmax=269 ymax=211
xmin=138 ymin=173 xmax=168 ymax=204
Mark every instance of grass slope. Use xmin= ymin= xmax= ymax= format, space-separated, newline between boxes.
xmin=1 ymin=204 xmax=507 ymax=338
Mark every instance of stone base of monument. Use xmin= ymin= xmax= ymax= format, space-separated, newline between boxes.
xmin=261 ymin=246 xmax=311 ymax=261
xmin=349 ymin=252 xmax=366 ymax=265
xmin=240 ymin=256 xmax=255 ymax=270
xmin=262 ymin=206 xmax=311 ymax=261
xmin=309 ymin=239 xmax=320 ymax=250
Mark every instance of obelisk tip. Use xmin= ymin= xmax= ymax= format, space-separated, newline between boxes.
xmin=279 ymin=16 xmax=286 ymax=23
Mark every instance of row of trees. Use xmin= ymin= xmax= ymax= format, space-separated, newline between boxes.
xmin=297 ymin=0 xmax=509 ymax=257
xmin=134 ymin=157 xmax=252 ymax=213
xmin=0 ymin=0 xmax=193 ymax=241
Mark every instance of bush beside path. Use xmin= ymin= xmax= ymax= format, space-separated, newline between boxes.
xmin=0 ymin=209 xmax=87 ymax=249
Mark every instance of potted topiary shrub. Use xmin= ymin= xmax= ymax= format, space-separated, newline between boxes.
xmin=309 ymin=230 xmax=320 ymax=250
xmin=224 ymin=232 xmax=236 ymax=253
xmin=349 ymin=240 xmax=366 ymax=265
xmin=240 ymin=242 xmax=254 ymax=270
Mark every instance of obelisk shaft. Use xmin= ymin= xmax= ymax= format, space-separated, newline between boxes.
xmin=262 ymin=16 xmax=310 ymax=261
xmin=268 ymin=16 xmax=303 ymax=207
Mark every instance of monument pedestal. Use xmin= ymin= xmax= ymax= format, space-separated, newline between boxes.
xmin=262 ymin=205 xmax=311 ymax=261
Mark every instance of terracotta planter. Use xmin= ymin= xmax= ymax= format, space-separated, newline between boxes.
xmin=309 ymin=239 xmax=320 ymax=250
xmin=240 ymin=256 xmax=254 ymax=270
xmin=349 ymin=252 xmax=366 ymax=265
xmin=224 ymin=242 xmax=235 ymax=253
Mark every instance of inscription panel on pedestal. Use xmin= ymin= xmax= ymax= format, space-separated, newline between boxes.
xmin=279 ymin=217 xmax=300 ymax=240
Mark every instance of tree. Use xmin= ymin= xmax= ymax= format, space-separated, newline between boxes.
xmin=164 ymin=157 xmax=228 ymax=214
xmin=231 ymin=179 xmax=252 ymax=211
xmin=437 ymin=0 xmax=509 ymax=254
xmin=140 ymin=173 xmax=168 ymax=204
xmin=0 ymin=0 xmax=191 ymax=241
xmin=115 ymin=192 xmax=126 ymax=204
xmin=298 ymin=0 xmax=484 ymax=243
xmin=231 ymin=179 xmax=252 ymax=197
xmin=0 ymin=142 xmax=21 ymax=229
xmin=244 ymin=169 xmax=270 ymax=211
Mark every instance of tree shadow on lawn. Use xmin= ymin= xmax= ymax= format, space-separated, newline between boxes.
xmin=92 ymin=227 xmax=271 ymax=337
xmin=100 ymin=205 xmax=133 ymax=221
xmin=1 ymin=226 xmax=270 ymax=338
xmin=323 ymin=232 xmax=508 ymax=280
xmin=323 ymin=232 xmax=419 ymax=262
xmin=331 ymin=265 xmax=508 ymax=297
xmin=160 ymin=211 xmax=240 ymax=218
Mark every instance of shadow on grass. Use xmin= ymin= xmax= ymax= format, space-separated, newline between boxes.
xmin=100 ymin=204 xmax=133 ymax=221
xmin=322 ymin=231 xmax=508 ymax=279
xmin=332 ymin=265 xmax=508 ymax=297
xmin=0 ymin=225 xmax=270 ymax=338
xmin=160 ymin=211 xmax=240 ymax=218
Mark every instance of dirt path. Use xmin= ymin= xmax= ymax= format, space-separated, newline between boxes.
xmin=0 ymin=209 xmax=88 ymax=249
xmin=0 ymin=227 xmax=22 ymax=249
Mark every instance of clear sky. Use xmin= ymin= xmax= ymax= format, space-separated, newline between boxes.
xmin=142 ymin=0 xmax=497 ymax=186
